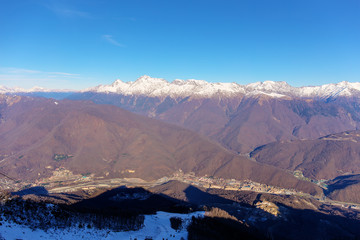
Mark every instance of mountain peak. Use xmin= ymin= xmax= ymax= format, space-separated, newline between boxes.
xmin=112 ymin=79 xmax=124 ymax=85
xmin=246 ymin=81 xmax=292 ymax=95
xmin=247 ymin=80 xmax=290 ymax=87
xmin=134 ymin=75 xmax=168 ymax=84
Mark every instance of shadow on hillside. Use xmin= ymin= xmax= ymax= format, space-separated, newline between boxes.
xmin=70 ymin=186 xmax=195 ymax=216
xmin=11 ymin=186 xmax=85 ymax=204
xmin=183 ymin=185 xmax=234 ymax=205
xmin=67 ymin=185 xmax=265 ymax=239
xmin=268 ymin=204 xmax=360 ymax=240
xmin=326 ymin=174 xmax=360 ymax=194
xmin=180 ymin=184 xmax=360 ymax=240
xmin=12 ymin=186 xmax=48 ymax=196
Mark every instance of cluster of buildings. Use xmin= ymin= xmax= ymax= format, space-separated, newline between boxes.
xmin=171 ymin=170 xmax=298 ymax=196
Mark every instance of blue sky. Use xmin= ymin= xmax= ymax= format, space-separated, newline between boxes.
xmin=0 ymin=0 xmax=359 ymax=89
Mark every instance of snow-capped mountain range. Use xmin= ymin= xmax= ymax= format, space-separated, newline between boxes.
xmin=2 ymin=75 xmax=360 ymax=98
xmin=83 ymin=75 xmax=360 ymax=98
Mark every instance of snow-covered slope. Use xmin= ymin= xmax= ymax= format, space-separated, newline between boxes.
xmin=0 ymin=211 xmax=204 ymax=240
xmin=298 ymin=81 xmax=360 ymax=98
xmin=84 ymin=75 xmax=360 ymax=98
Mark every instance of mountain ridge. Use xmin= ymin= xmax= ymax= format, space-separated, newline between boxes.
xmin=84 ymin=75 xmax=360 ymax=99
xmin=250 ymin=130 xmax=360 ymax=180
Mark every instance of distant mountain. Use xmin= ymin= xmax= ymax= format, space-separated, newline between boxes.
xmin=69 ymin=77 xmax=360 ymax=153
xmin=0 ymin=95 xmax=319 ymax=195
xmin=4 ymin=76 xmax=360 ymax=153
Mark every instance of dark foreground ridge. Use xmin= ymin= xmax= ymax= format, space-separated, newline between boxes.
xmin=2 ymin=181 xmax=360 ymax=240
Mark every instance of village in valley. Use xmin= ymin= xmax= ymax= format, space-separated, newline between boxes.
xmin=0 ymin=167 xmax=307 ymax=197
xmin=1 ymin=167 xmax=360 ymax=210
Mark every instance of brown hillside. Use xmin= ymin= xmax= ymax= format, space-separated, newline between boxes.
xmin=326 ymin=174 xmax=360 ymax=204
xmin=0 ymin=95 xmax=320 ymax=195
xmin=250 ymin=130 xmax=360 ymax=180
xmin=69 ymin=93 xmax=360 ymax=153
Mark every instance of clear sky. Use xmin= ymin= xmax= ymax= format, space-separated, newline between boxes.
xmin=0 ymin=0 xmax=359 ymax=90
